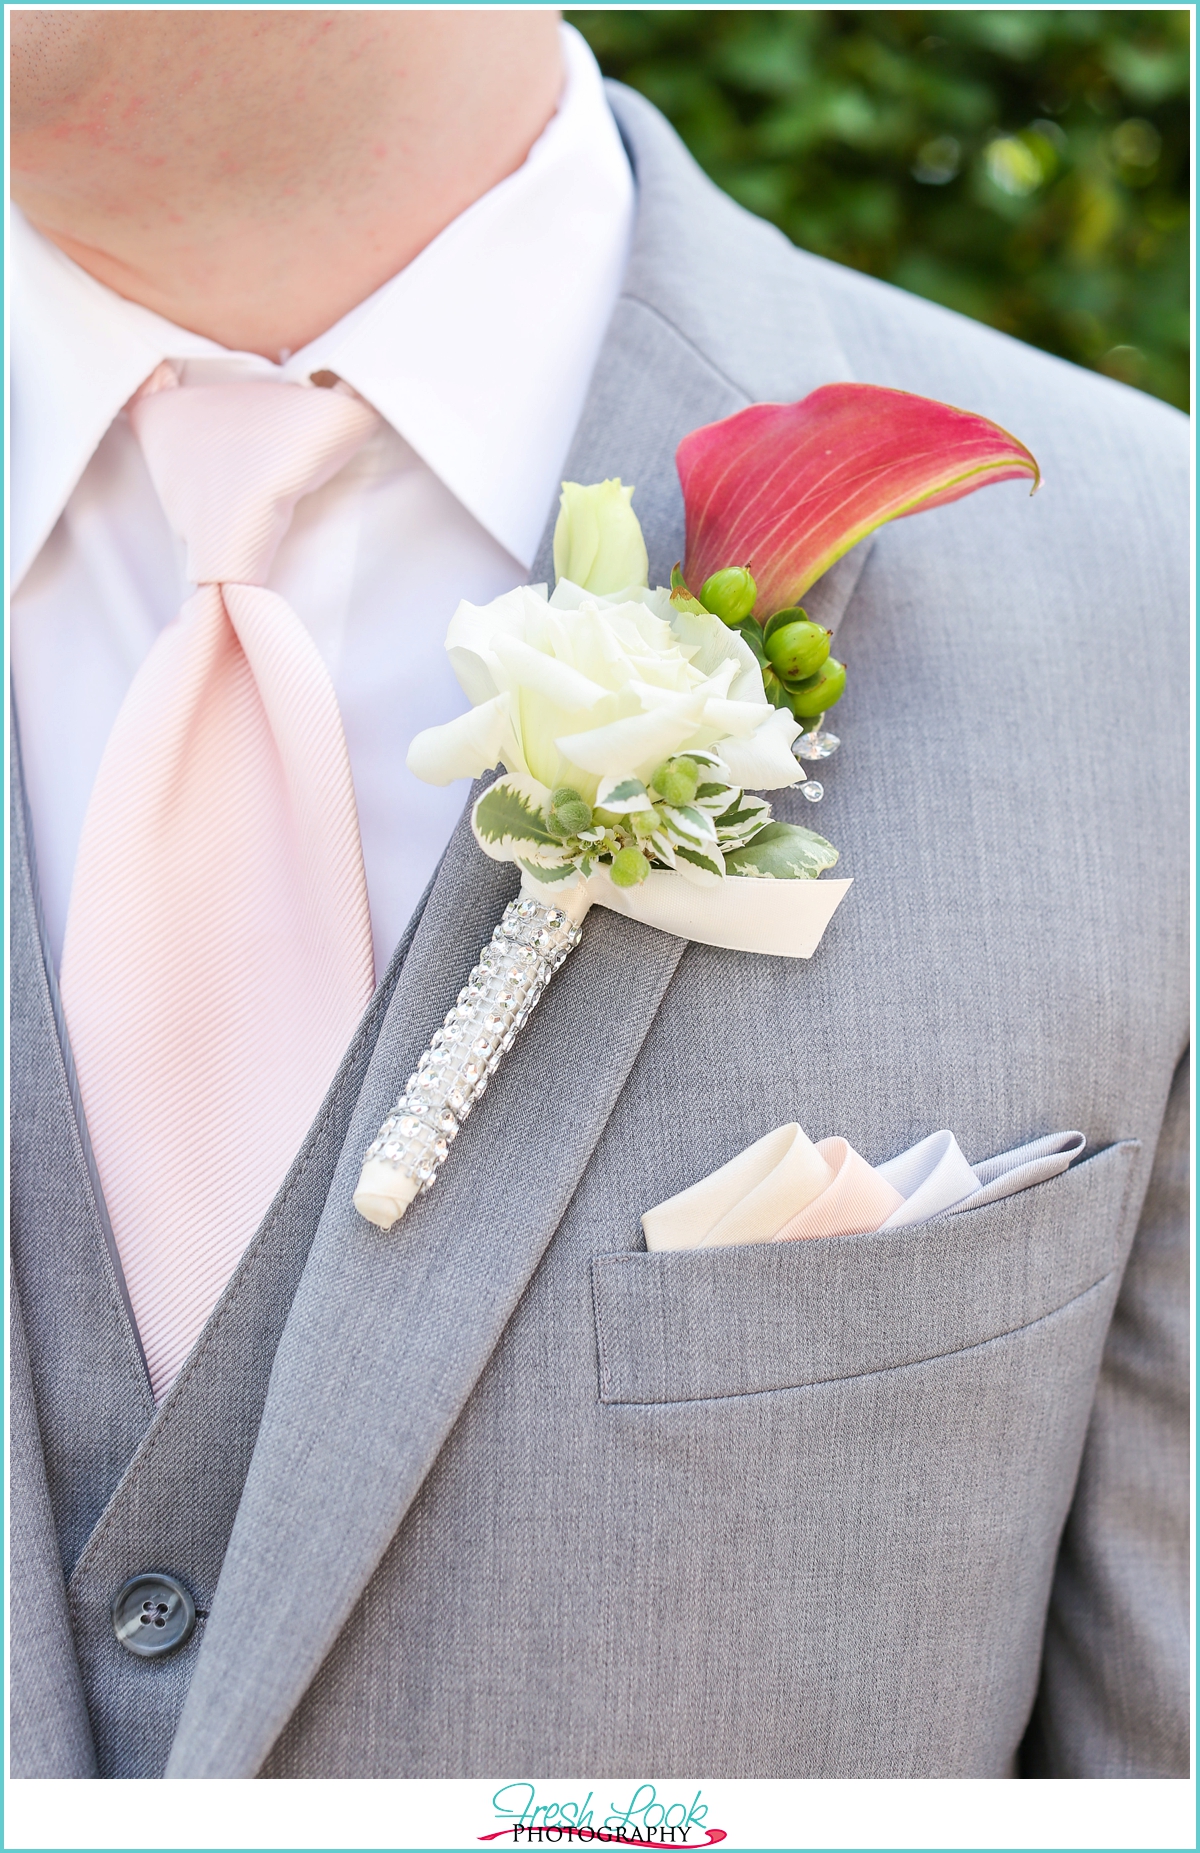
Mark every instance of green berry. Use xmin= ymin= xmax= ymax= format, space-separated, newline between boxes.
xmin=630 ymin=809 xmax=658 ymax=836
xmin=765 ymin=618 xmax=831 ymax=683
xmin=763 ymin=605 xmax=806 ymax=644
xmin=699 ymin=566 xmax=758 ymax=626
xmin=650 ymin=757 xmax=700 ymax=805
xmin=610 ymin=845 xmax=651 ymax=887
xmin=548 ymin=786 xmax=592 ymax=835
xmin=788 ymin=657 xmax=846 ymax=719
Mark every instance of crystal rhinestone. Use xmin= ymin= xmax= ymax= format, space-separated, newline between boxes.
xmin=359 ymin=891 xmax=590 ymax=1216
xmin=801 ymin=780 xmax=824 ymax=802
xmin=794 ymin=728 xmax=840 ymax=761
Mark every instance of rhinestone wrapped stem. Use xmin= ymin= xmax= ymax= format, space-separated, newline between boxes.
xmin=353 ymin=887 xmax=585 ymax=1229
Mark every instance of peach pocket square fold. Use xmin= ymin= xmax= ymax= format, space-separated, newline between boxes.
xmin=642 ymin=1124 xmax=1085 ymax=1253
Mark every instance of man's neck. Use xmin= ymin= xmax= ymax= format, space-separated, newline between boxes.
xmin=10 ymin=11 xmax=563 ymax=359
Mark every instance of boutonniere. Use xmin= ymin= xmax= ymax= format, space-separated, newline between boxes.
xmin=355 ymin=384 xmax=1039 ymax=1228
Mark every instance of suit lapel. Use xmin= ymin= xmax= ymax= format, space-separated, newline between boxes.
xmin=168 ymin=87 xmax=860 ymax=1779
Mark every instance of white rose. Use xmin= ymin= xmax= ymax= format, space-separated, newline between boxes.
xmin=406 ymin=581 xmax=803 ymax=799
xmin=552 ymin=479 xmax=650 ymax=597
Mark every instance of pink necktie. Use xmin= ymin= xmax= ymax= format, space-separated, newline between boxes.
xmin=60 ymin=370 xmax=379 ymax=1399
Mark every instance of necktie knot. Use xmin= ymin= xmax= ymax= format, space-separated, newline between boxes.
xmin=130 ymin=373 xmax=379 ymax=586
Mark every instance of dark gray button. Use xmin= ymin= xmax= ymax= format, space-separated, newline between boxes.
xmin=111 ymin=1573 xmax=196 ymax=1658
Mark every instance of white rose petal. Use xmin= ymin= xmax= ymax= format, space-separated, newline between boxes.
xmin=489 ymin=633 xmax=610 ymax=712
xmin=695 ymin=696 xmax=771 ymax=741
xmin=667 ymin=606 xmax=766 ymax=705
xmin=717 ymin=707 xmax=805 ymax=790
xmin=406 ymin=696 xmax=515 ymax=785
xmin=556 ymin=690 xmax=709 ymax=780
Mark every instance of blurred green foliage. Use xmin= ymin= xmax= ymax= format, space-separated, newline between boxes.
xmin=568 ymin=9 xmax=1190 ymax=409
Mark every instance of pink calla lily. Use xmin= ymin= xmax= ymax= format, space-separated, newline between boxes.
xmin=677 ymin=382 xmax=1041 ymax=618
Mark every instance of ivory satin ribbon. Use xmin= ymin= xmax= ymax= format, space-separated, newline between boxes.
xmin=523 ymin=869 xmax=852 ymax=959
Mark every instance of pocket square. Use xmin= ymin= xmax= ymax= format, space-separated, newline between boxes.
xmin=642 ymin=1123 xmax=1085 ymax=1252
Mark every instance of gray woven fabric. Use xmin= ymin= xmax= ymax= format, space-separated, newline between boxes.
xmin=9 ymin=1281 xmax=96 ymax=1777
xmin=11 ymin=81 xmax=1189 ymax=1781
xmin=1023 ymin=1053 xmax=1191 ymax=1776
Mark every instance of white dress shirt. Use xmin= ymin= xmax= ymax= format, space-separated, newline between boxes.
xmin=10 ymin=24 xmax=633 ymax=979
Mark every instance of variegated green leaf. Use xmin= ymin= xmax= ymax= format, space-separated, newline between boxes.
xmin=674 ymin=844 xmax=726 ymax=881
xmin=595 ymin=773 xmax=651 ymax=814
xmin=518 ymin=857 xmax=580 ymax=884
xmin=713 ymin=792 xmax=771 ymax=836
xmin=474 ymin=778 xmax=559 ymax=847
xmin=661 ymin=803 xmax=719 ymax=849
xmin=722 ymin=821 xmax=839 ymax=880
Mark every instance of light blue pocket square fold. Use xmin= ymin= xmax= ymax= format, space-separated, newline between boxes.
xmin=878 ymin=1128 xmax=1086 ymax=1226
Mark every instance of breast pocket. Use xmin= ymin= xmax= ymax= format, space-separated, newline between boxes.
xmin=590 ymin=1140 xmax=1141 ymax=1404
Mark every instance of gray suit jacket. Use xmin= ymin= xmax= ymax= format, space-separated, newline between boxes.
xmin=10 ymin=84 xmax=1189 ymax=1782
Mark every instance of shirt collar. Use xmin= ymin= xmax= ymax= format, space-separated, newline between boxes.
xmin=10 ymin=23 xmax=633 ymax=589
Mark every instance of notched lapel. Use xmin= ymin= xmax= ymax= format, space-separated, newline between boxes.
xmin=170 ymin=92 xmax=865 ymax=1780
xmin=167 ymin=802 xmax=688 ymax=1777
